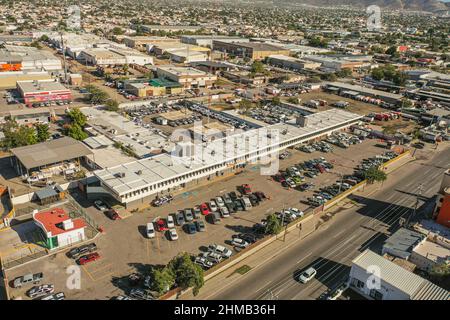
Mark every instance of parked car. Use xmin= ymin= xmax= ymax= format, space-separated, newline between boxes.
xmin=68 ymin=243 xmax=97 ymax=259
xmin=77 ymin=252 xmax=100 ymax=265
xmin=241 ymin=184 xmax=252 ymax=195
xmin=184 ymin=208 xmax=194 ymax=222
xmin=105 ymin=209 xmax=119 ymax=220
xmin=195 ymin=256 xmax=214 ymax=269
xmin=129 ymin=288 xmax=154 ymax=300
xmin=234 ymin=200 xmax=244 ymax=211
xmin=175 ymin=211 xmax=185 ymax=226
xmin=219 ymin=206 xmax=230 ymax=218
xmin=146 ymin=222 xmax=155 ymax=238
xmin=223 ymin=193 xmax=233 ymax=204
xmin=94 ymin=200 xmax=108 ymax=211
xmin=27 ymin=284 xmax=54 ymax=299
xmin=200 ymin=203 xmax=209 ymax=215
xmin=241 ymin=196 xmax=252 ymax=211
xmin=229 ymin=191 xmax=238 ymax=200
xmin=13 ymin=272 xmax=44 ymax=288
xmin=195 ymin=220 xmax=206 ymax=232
xmin=215 ymin=196 xmax=225 ymax=207
xmin=298 ymin=267 xmax=317 ymax=283
xmin=168 ymin=228 xmax=178 ymax=241
xmin=186 ymin=223 xmax=197 ymax=234
xmin=208 ymin=244 xmax=233 ymax=258
xmin=231 ymin=238 xmax=249 ymax=249
xmin=210 ymin=212 xmax=221 ymax=224
xmin=193 ymin=206 xmax=201 ymax=219
xmin=40 ymin=292 xmax=65 ymax=300
xmin=208 ymin=200 xmax=218 ymax=212
xmin=167 ymin=215 xmax=175 ymax=228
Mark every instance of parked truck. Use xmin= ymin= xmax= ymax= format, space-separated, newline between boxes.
xmin=13 ymin=272 xmax=44 ymax=288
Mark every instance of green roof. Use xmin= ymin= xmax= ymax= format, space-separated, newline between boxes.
xmin=149 ymin=78 xmax=181 ymax=88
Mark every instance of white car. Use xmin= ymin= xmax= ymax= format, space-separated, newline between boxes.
xmin=231 ymin=238 xmax=249 ymax=249
xmin=167 ymin=215 xmax=175 ymax=228
xmin=288 ymin=208 xmax=304 ymax=218
xmin=215 ymin=196 xmax=225 ymax=207
xmin=146 ymin=223 xmax=155 ymax=239
xmin=208 ymin=244 xmax=232 ymax=258
xmin=27 ymin=284 xmax=54 ymax=299
xmin=298 ymin=267 xmax=317 ymax=284
xmin=94 ymin=200 xmax=108 ymax=211
xmin=208 ymin=200 xmax=218 ymax=212
xmin=219 ymin=206 xmax=230 ymax=218
xmin=168 ymin=228 xmax=178 ymax=241
xmin=41 ymin=292 xmax=65 ymax=300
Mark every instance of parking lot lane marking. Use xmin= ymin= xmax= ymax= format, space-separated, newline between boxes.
xmin=82 ymin=265 xmax=95 ymax=282
xmin=87 ymin=262 xmax=114 ymax=275
xmin=296 ymin=253 xmax=312 ymax=264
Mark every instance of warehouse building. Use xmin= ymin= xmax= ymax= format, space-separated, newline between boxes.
xmin=349 ymin=250 xmax=449 ymax=300
xmin=267 ymin=54 xmax=321 ymax=71
xmin=8 ymin=107 xmax=54 ymax=125
xmin=0 ymin=70 xmax=52 ymax=90
xmin=10 ymin=136 xmax=93 ymax=177
xmin=156 ymin=65 xmax=217 ymax=89
xmin=324 ymin=82 xmax=403 ymax=105
xmin=16 ymin=79 xmax=72 ymax=107
xmin=123 ymin=36 xmax=179 ymax=50
xmin=139 ymin=25 xmax=203 ymax=33
xmin=303 ymin=55 xmax=372 ymax=72
xmin=124 ymin=78 xmax=183 ymax=97
xmin=0 ymin=45 xmax=62 ymax=72
xmin=78 ymin=47 xmax=153 ymax=66
xmin=181 ymin=35 xmax=249 ymax=48
xmin=93 ymin=108 xmax=362 ymax=210
xmin=212 ymin=41 xmax=290 ymax=60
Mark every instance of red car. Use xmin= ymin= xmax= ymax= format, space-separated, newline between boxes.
xmin=200 ymin=203 xmax=209 ymax=215
xmin=155 ymin=219 xmax=168 ymax=232
xmin=77 ymin=252 xmax=100 ymax=265
xmin=105 ymin=209 xmax=119 ymax=220
xmin=241 ymin=184 xmax=252 ymax=195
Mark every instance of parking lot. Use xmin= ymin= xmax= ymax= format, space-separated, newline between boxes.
xmin=4 ymin=137 xmax=391 ymax=299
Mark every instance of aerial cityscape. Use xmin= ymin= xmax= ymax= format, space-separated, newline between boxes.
xmin=0 ymin=0 xmax=448 ymax=305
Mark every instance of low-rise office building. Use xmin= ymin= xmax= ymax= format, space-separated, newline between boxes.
xmin=212 ymin=41 xmax=290 ymax=60
xmin=16 ymin=79 xmax=72 ymax=107
xmin=156 ymin=65 xmax=217 ymax=89
xmin=93 ymin=108 xmax=362 ymax=210
xmin=124 ymin=78 xmax=183 ymax=97
xmin=78 ymin=47 xmax=153 ymax=66
xmin=349 ymin=249 xmax=449 ymax=300
xmin=267 ymin=54 xmax=321 ymax=71
xmin=8 ymin=107 xmax=54 ymax=125
xmin=123 ymin=36 xmax=179 ymax=50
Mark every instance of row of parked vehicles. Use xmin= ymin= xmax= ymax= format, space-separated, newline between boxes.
xmin=246 ymin=103 xmax=305 ymax=125
xmin=326 ymin=132 xmax=362 ymax=149
xmin=67 ymin=242 xmax=101 ymax=266
xmin=167 ymin=115 xmax=202 ymax=127
xmin=298 ymin=141 xmax=333 ymax=153
xmin=185 ymin=102 xmax=251 ymax=130
xmin=11 ymin=273 xmax=65 ymax=300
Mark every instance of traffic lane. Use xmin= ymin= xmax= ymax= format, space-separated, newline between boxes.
xmin=210 ymin=146 xmax=450 ymax=300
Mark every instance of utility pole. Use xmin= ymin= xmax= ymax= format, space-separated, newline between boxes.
xmin=60 ymin=32 xmax=68 ymax=84
xmin=407 ymin=183 xmax=424 ymax=226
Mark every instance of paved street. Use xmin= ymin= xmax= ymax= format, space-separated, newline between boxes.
xmin=200 ymin=144 xmax=450 ymax=300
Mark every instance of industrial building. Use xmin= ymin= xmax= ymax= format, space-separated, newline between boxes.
xmin=92 ymin=108 xmax=362 ymax=210
xmin=10 ymin=136 xmax=93 ymax=177
xmin=78 ymin=46 xmax=153 ymax=66
xmin=122 ymin=36 xmax=179 ymax=50
xmin=0 ymin=45 xmax=62 ymax=72
xmin=7 ymin=107 xmax=54 ymax=125
xmin=349 ymin=250 xmax=449 ymax=300
xmin=139 ymin=25 xmax=203 ymax=33
xmin=267 ymin=54 xmax=321 ymax=71
xmin=303 ymin=55 xmax=372 ymax=72
xmin=0 ymin=70 xmax=52 ymax=90
xmin=16 ymin=79 xmax=72 ymax=107
xmin=324 ymin=82 xmax=403 ymax=105
xmin=181 ymin=35 xmax=249 ymax=48
xmin=212 ymin=41 xmax=290 ymax=60
xmin=434 ymin=169 xmax=450 ymax=228
xmin=382 ymin=228 xmax=426 ymax=259
xmin=156 ymin=65 xmax=217 ymax=89
xmin=124 ymin=78 xmax=183 ymax=97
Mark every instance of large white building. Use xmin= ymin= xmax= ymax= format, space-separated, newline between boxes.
xmin=78 ymin=46 xmax=153 ymax=66
xmin=156 ymin=65 xmax=217 ymax=89
xmin=349 ymin=250 xmax=449 ymax=300
xmin=93 ymin=108 xmax=363 ymax=210
xmin=0 ymin=45 xmax=62 ymax=72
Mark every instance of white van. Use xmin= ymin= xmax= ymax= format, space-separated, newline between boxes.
xmin=242 ymin=196 xmax=252 ymax=211
xmin=146 ymin=223 xmax=155 ymax=239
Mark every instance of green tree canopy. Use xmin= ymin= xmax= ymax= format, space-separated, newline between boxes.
xmin=67 ymin=108 xmax=87 ymax=127
xmin=265 ymin=213 xmax=282 ymax=235
xmin=150 ymin=267 xmax=175 ymax=295
xmin=365 ymin=167 xmax=387 ymax=184
xmin=35 ymin=123 xmax=50 ymax=142
xmin=67 ymin=123 xmax=88 ymax=141
xmin=250 ymin=60 xmax=265 ymax=74
xmin=167 ymin=253 xmax=204 ymax=296
xmin=105 ymin=99 xmax=119 ymax=112
xmin=0 ymin=121 xmax=37 ymax=149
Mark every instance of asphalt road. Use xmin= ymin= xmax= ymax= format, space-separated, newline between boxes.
xmin=209 ymin=145 xmax=450 ymax=300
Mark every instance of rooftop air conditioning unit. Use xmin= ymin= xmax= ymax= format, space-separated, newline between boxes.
xmin=136 ymin=170 xmax=142 ymax=175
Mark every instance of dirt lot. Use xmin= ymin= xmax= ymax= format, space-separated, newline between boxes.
xmin=4 ymin=137 xmax=398 ymax=300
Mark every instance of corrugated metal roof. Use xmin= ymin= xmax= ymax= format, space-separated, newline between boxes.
xmin=353 ymin=250 xmax=449 ymax=300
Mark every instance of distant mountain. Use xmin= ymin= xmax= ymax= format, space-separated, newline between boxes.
xmin=282 ymin=0 xmax=449 ymax=12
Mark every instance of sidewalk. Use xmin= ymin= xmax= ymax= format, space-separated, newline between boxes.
xmin=180 ymin=181 xmax=382 ymax=300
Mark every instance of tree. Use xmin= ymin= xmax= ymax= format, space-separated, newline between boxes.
xmin=265 ymin=213 xmax=282 ymax=235
xmin=250 ymin=61 xmax=265 ymax=74
xmin=168 ymin=253 xmax=204 ymax=296
xmin=0 ymin=121 xmax=37 ymax=149
xmin=336 ymin=68 xmax=352 ymax=78
xmin=112 ymin=27 xmax=124 ymax=35
xmin=67 ymin=123 xmax=88 ymax=141
xmin=67 ymin=108 xmax=87 ymax=127
xmin=105 ymin=99 xmax=119 ymax=112
xmin=365 ymin=167 xmax=387 ymax=184
xmin=150 ymin=267 xmax=175 ymax=295
xmin=272 ymin=96 xmax=281 ymax=105
xmin=238 ymin=99 xmax=253 ymax=115
xmin=385 ymin=46 xmax=398 ymax=57
xmin=35 ymin=123 xmax=50 ymax=142
xmin=371 ymin=67 xmax=384 ymax=81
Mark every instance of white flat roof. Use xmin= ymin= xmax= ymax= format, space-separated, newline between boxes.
xmin=157 ymin=65 xmax=209 ymax=76
xmin=94 ymin=108 xmax=362 ymax=196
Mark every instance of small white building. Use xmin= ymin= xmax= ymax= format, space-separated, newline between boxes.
xmin=33 ymin=208 xmax=86 ymax=250
xmin=349 ymin=249 xmax=449 ymax=300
